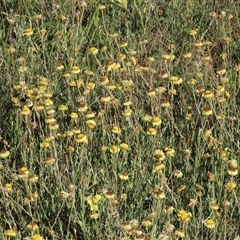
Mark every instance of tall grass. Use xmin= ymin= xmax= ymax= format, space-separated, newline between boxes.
xmin=0 ymin=1 xmax=239 ymax=239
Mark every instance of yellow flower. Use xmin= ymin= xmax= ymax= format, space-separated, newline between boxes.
xmin=43 ymin=157 xmax=55 ymax=166
xmin=110 ymin=145 xmax=120 ymax=154
xmin=178 ymin=209 xmax=192 ymax=222
xmin=147 ymin=127 xmax=157 ymax=135
xmin=142 ymin=219 xmax=152 ymax=228
xmin=154 ymin=189 xmax=165 ymax=200
xmin=24 ymin=28 xmax=33 ymax=36
xmin=21 ymin=106 xmax=31 ymax=115
xmin=89 ymin=47 xmax=99 ymax=55
xmin=78 ymin=103 xmax=88 ymax=112
xmin=5 ymin=183 xmax=13 ymax=192
xmin=121 ymin=221 xmax=132 ymax=231
xmin=154 ymin=149 xmax=165 ymax=160
xmin=19 ymin=167 xmax=30 ymax=179
xmin=87 ymin=82 xmax=95 ymax=90
xmin=87 ymin=194 xmax=101 ymax=205
xmin=204 ymin=219 xmax=215 ymax=229
xmin=112 ymin=126 xmax=121 ymax=134
xmin=70 ymin=112 xmax=78 ymax=119
xmin=58 ymin=104 xmax=68 ymax=111
xmin=104 ymin=190 xmax=115 ymax=199
xmin=225 ymin=182 xmax=236 ymax=190
xmin=86 ymin=119 xmax=96 ymax=129
xmin=189 ymin=29 xmax=197 ymax=35
xmin=5 ymin=229 xmax=17 ymax=237
xmin=71 ymin=66 xmax=80 ymax=74
xmin=228 ymin=166 xmax=238 ymax=176
xmin=32 ymin=234 xmax=43 ymax=240
xmin=0 ymin=149 xmax=10 ymax=159
xmin=202 ymin=107 xmax=213 ymax=116
xmin=75 ymin=134 xmax=88 ymax=144
xmin=119 ymin=172 xmax=129 ymax=180
xmin=183 ymin=52 xmax=192 ymax=58
xmin=152 ymin=116 xmax=161 ymax=126
xmin=175 ymin=228 xmax=185 ymax=238
xmin=119 ymin=143 xmax=129 ymax=150
xmin=153 ymin=162 xmax=165 ymax=173
xmin=90 ymin=213 xmax=100 ymax=219
xmin=169 ymin=76 xmax=183 ymax=84
xmin=26 ymin=222 xmax=39 ymax=231
xmin=203 ymin=90 xmax=214 ymax=99
xmin=123 ymin=107 xmax=132 ymax=117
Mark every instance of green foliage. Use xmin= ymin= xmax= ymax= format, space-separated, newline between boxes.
xmin=0 ymin=0 xmax=240 ymax=239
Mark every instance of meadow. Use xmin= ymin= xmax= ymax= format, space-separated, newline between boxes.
xmin=0 ymin=0 xmax=240 ymax=239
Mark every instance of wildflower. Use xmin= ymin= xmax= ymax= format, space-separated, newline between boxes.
xmin=162 ymin=53 xmax=175 ymax=61
xmin=90 ymin=213 xmax=100 ymax=219
xmin=120 ymin=143 xmax=129 ymax=150
xmin=78 ymin=103 xmax=88 ymax=112
xmin=153 ymin=162 xmax=165 ymax=173
xmin=189 ymin=29 xmax=197 ymax=35
xmin=19 ymin=167 xmax=30 ymax=179
xmin=147 ymin=127 xmax=157 ymax=136
xmin=165 ymin=205 xmax=174 ymax=214
xmin=152 ymin=117 xmax=161 ymax=126
xmin=99 ymin=76 xmax=109 ymax=85
xmin=225 ymin=182 xmax=236 ymax=190
xmin=89 ymin=47 xmax=98 ymax=55
xmin=5 ymin=229 xmax=17 ymax=237
xmin=86 ymin=119 xmax=96 ymax=129
xmin=161 ymin=101 xmax=171 ymax=108
xmin=193 ymin=40 xmax=203 ymax=47
xmin=143 ymin=114 xmax=152 ymax=122
xmin=87 ymin=194 xmax=101 ymax=205
xmin=119 ymin=41 xmax=128 ymax=48
xmin=58 ymin=104 xmax=68 ymax=112
xmin=101 ymin=94 xmax=111 ymax=103
xmin=217 ymin=68 xmax=226 ymax=75
xmin=0 ymin=149 xmax=10 ymax=159
xmin=27 ymin=222 xmax=39 ymax=231
xmin=204 ymin=219 xmax=215 ymax=229
xmin=154 ymin=189 xmax=165 ymax=200
xmin=121 ymin=221 xmax=132 ymax=231
xmin=209 ymin=200 xmax=219 ymax=210
xmin=178 ymin=209 xmax=192 ymax=222
xmin=21 ymin=106 xmax=31 ymax=115
xmin=75 ymin=133 xmax=88 ymax=144
xmin=147 ymin=89 xmax=156 ymax=96
xmin=32 ymin=234 xmax=43 ymax=240
xmin=104 ymin=191 xmax=115 ymax=199
xmin=28 ymin=174 xmax=39 ymax=183
xmin=163 ymin=147 xmax=175 ymax=157
xmin=70 ymin=66 xmax=80 ymax=74
xmin=70 ymin=112 xmax=78 ymax=119
xmin=110 ymin=145 xmax=120 ymax=154
xmin=87 ymin=82 xmax=95 ymax=90
xmin=169 ymin=76 xmax=183 ymax=84
xmin=5 ymin=183 xmax=13 ymax=193
xmin=202 ymin=107 xmax=213 ymax=116
xmin=175 ymin=229 xmax=185 ymax=238
xmin=183 ymin=52 xmax=192 ymax=58
xmin=24 ymin=28 xmax=33 ymax=36
xmin=123 ymin=107 xmax=132 ymax=117
xmin=142 ymin=219 xmax=152 ymax=228
xmin=112 ymin=126 xmax=121 ymax=134
xmin=154 ymin=149 xmax=165 ymax=160
xmin=174 ymin=170 xmax=183 ymax=178
xmin=119 ymin=172 xmax=129 ymax=180
xmin=229 ymin=159 xmax=238 ymax=168
xmin=203 ymin=90 xmax=214 ymax=99
xmin=43 ymin=157 xmax=55 ymax=166
xmin=228 ymin=166 xmax=238 ymax=176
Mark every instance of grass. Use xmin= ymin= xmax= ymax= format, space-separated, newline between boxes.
xmin=0 ymin=0 xmax=240 ymax=239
